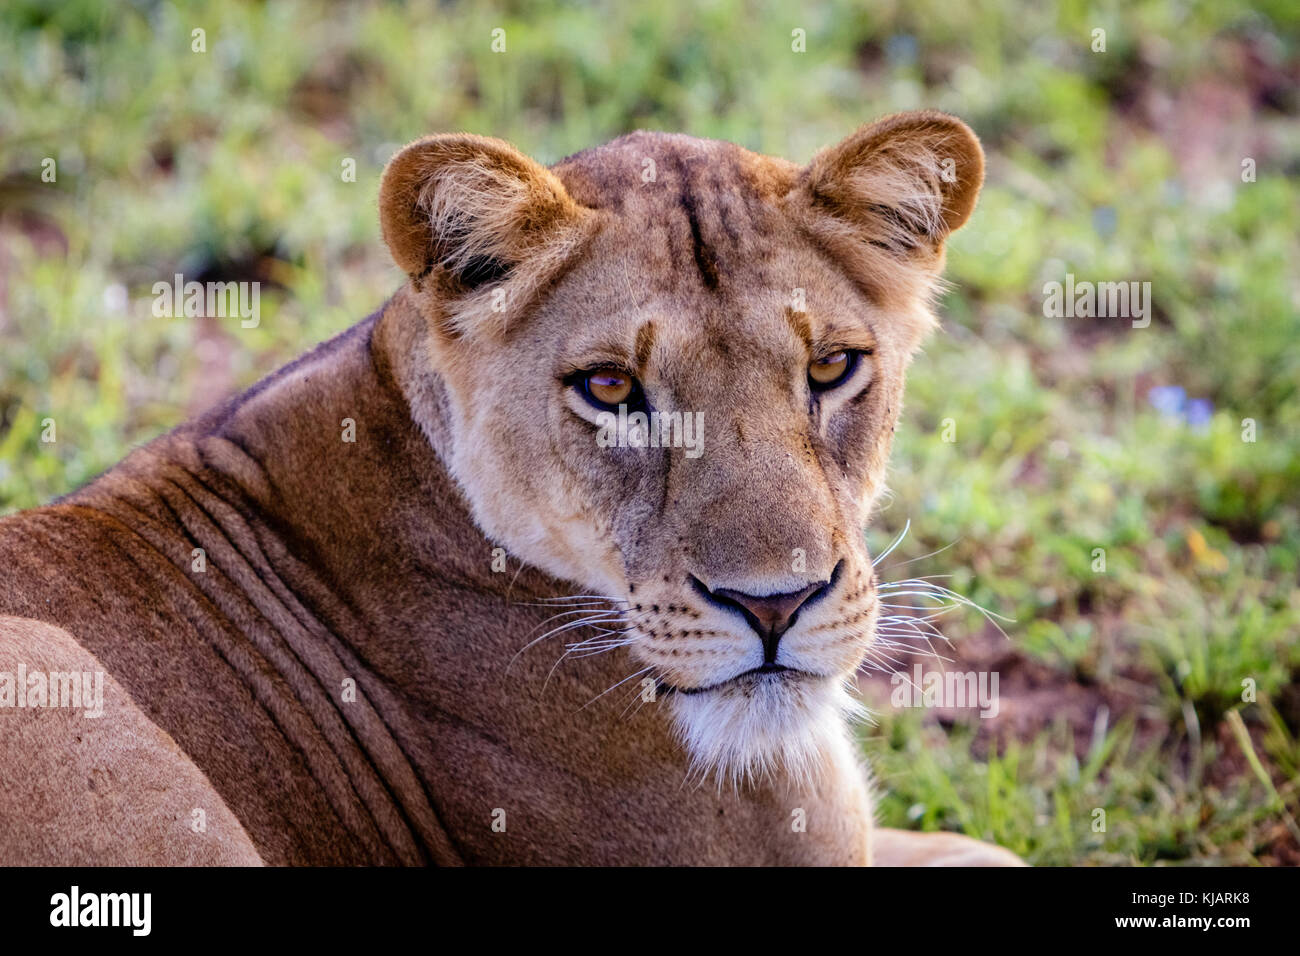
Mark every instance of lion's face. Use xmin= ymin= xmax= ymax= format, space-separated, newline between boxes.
xmin=380 ymin=116 xmax=984 ymax=783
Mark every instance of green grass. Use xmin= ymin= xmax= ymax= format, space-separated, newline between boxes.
xmin=1 ymin=0 xmax=1297 ymax=864
xmin=865 ymin=698 xmax=1300 ymax=865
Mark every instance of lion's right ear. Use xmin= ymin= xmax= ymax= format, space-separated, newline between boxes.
xmin=379 ymin=134 xmax=590 ymax=291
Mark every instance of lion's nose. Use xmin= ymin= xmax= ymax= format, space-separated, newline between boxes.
xmin=696 ymin=563 xmax=839 ymax=663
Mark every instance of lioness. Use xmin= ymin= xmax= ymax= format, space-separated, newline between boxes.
xmin=0 ymin=112 xmax=1022 ymax=865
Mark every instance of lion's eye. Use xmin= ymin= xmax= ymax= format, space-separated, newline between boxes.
xmin=578 ymin=368 xmax=640 ymax=411
xmin=808 ymin=350 xmax=860 ymax=391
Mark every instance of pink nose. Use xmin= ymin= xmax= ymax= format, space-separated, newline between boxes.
xmin=701 ymin=570 xmax=835 ymax=663
xmin=712 ymin=585 xmax=821 ymax=637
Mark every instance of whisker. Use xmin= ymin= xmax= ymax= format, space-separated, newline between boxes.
xmin=871 ymin=518 xmax=911 ymax=567
xmin=526 ymin=594 xmax=630 ymax=606
xmin=876 ymin=540 xmax=960 ymax=575
xmin=579 ymin=666 xmax=655 ymax=712
xmin=507 ymin=611 xmax=632 ymax=672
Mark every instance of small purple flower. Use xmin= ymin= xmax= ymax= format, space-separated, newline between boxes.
xmin=1148 ymin=385 xmax=1186 ymax=418
xmin=1184 ymin=398 xmax=1214 ymax=429
xmin=1148 ymin=386 xmax=1214 ymax=429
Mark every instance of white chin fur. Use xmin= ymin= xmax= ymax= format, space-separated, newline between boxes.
xmin=667 ymin=673 xmax=865 ymax=790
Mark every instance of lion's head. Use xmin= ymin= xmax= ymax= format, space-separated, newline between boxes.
xmin=379 ymin=112 xmax=983 ymax=785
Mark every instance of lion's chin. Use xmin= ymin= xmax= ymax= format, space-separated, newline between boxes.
xmin=667 ymin=671 xmax=865 ymax=791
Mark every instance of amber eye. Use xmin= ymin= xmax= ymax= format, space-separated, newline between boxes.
xmin=808 ymin=350 xmax=860 ymax=391
xmin=577 ymin=368 xmax=643 ymax=411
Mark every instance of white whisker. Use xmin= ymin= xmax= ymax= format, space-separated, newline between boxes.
xmin=579 ymin=666 xmax=655 ymax=712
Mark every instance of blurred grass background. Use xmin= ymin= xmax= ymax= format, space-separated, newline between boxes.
xmin=1 ymin=0 xmax=1297 ymax=864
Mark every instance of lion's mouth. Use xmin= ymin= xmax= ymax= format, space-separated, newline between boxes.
xmin=666 ymin=663 xmax=817 ymax=696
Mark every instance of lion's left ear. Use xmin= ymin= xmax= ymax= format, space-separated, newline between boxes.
xmin=796 ymin=111 xmax=984 ymax=266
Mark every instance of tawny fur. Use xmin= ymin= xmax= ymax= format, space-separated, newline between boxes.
xmin=0 ymin=113 xmax=1021 ymax=865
